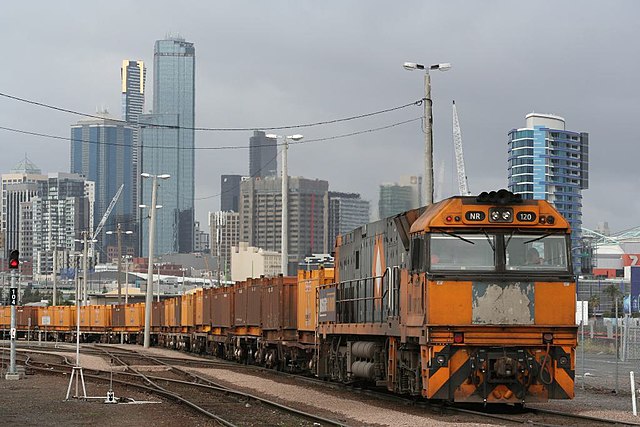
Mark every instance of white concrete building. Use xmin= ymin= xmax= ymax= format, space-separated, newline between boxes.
xmin=231 ymin=241 xmax=281 ymax=282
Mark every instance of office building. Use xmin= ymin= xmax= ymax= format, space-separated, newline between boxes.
xmin=231 ymin=242 xmax=281 ymax=282
xmin=209 ymin=211 xmax=240 ymax=280
xmin=508 ymin=113 xmax=589 ymax=272
xmin=239 ymin=176 xmax=328 ymax=274
xmin=378 ymin=175 xmax=422 ymax=219
xmin=1 ymin=156 xmax=47 ymax=258
xmin=193 ymin=221 xmax=210 ymax=253
xmin=121 ymin=60 xmax=146 ymax=221
xmin=71 ymin=114 xmax=135 ymax=256
xmin=249 ymin=131 xmax=277 ymax=178
xmin=29 ymin=173 xmax=94 ymax=278
xmin=221 ymin=174 xmax=242 ymax=212
xmin=140 ymin=36 xmax=195 ymax=255
xmin=327 ymin=192 xmax=370 ymax=252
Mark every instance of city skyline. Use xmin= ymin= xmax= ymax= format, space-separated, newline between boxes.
xmin=0 ymin=2 xmax=638 ymax=235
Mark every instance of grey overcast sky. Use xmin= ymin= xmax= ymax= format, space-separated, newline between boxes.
xmin=0 ymin=1 xmax=638 ymax=234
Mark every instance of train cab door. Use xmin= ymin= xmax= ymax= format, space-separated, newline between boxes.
xmin=401 ymin=236 xmax=426 ymax=328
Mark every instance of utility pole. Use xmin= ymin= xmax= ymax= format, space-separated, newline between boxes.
xmin=281 ymin=137 xmax=289 ymax=275
xmin=53 ymin=247 xmax=58 ymax=306
xmin=116 ymin=224 xmax=123 ymax=305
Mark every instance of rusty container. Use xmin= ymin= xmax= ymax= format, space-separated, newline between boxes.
xmin=194 ymin=289 xmax=204 ymax=326
xmin=262 ymin=276 xmax=298 ymax=331
xmin=16 ymin=306 xmax=38 ymax=329
xmin=181 ymin=293 xmax=195 ymax=327
xmin=202 ymin=288 xmax=213 ymax=327
xmin=212 ymin=287 xmax=233 ymax=328
xmin=152 ymin=302 xmax=164 ymax=327
xmin=297 ymin=268 xmax=335 ymax=331
xmin=112 ymin=304 xmax=126 ymax=328
xmin=234 ymin=278 xmax=263 ymax=327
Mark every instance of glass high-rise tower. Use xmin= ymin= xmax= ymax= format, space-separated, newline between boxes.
xmin=140 ymin=36 xmax=195 ymax=255
xmin=508 ymin=113 xmax=589 ymax=273
xmin=71 ymin=115 xmax=135 ymax=256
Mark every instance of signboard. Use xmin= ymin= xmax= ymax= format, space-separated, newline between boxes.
xmin=318 ymin=287 xmax=336 ymax=322
xmin=41 ymin=316 xmax=51 ymax=326
xmin=576 ymin=300 xmax=588 ymax=325
xmin=9 ymin=288 xmax=17 ymax=306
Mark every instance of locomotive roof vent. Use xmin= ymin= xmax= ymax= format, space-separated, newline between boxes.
xmin=476 ymin=189 xmax=522 ymax=205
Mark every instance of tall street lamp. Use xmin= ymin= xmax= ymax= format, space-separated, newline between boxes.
xmin=106 ymin=224 xmax=133 ymax=305
xmin=403 ymin=61 xmax=451 ymax=206
xmin=266 ymin=133 xmax=304 ymax=275
xmin=140 ymin=172 xmax=170 ymax=348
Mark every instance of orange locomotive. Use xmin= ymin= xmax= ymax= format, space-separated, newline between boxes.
xmin=2 ymin=190 xmax=576 ymax=404
xmin=316 ymin=189 xmax=576 ymax=403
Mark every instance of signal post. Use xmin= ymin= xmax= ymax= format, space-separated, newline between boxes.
xmin=6 ymin=250 xmax=20 ymax=380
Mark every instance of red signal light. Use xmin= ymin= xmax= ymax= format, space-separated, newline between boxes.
xmin=8 ymin=250 xmax=19 ymax=270
xmin=453 ymin=332 xmax=464 ymax=344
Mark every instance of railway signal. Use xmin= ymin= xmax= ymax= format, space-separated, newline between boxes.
xmin=8 ymin=249 xmax=19 ymax=269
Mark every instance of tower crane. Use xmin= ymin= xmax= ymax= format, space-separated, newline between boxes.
xmin=89 ymin=184 xmax=124 ymax=262
xmin=452 ymin=101 xmax=471 ymax=196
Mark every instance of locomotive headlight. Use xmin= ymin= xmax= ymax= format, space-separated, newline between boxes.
xmin=435 ymin=355 xmax=447 ymax=366
xmin=558 ymin=356 xmax=569 ymax=367
xmin=488 ymin=207 xmax=514 ymax=223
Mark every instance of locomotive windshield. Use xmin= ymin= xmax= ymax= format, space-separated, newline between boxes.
xmin=427 ymin=231 xmax=570 ymax=273
xmin=504 ymin=233 xmax=568 ymax=271
xmin=430 ymin=233 xmax=496 ymax=271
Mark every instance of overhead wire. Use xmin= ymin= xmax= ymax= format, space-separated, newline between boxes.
xmin=0 ymin=90 xmax=425 ymax=131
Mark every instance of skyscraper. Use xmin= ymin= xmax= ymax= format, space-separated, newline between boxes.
xmin=209 ymin=211 xmax=240 ymax=279
xmin=29 ymin=173 xmax=94 ymax=278
xmin=121 ymin=60 xmax=146 ymax=225
xmin=378 ymin=175 xmax=422 ymax=219
xmin=327 ymin=192 xmax=370 ymax=252
xmin=70 ymin=114 xmax=135 ymax=255
xmin=221 ymin=174 xmax=242 ymax=212
xmin=508 ymin=113 xmax=589 ymax=272
xmin=249 ymin=131 xmax=277 ymax=178
xmin=239 ymin=176 xmax=328 ymax=275
xmin=140 ymin=36 xmax=195 ymax=255
xmin=1 ymin=156 xmax=47 ymax=257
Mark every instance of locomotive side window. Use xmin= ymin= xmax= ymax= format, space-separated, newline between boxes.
xmin=429 ymin=233 xmax=496 ymax=271
xmin=505 ymin=234 xmax=569 ymax=271
xmin=410 ymin=236 xmax=424 ymax=271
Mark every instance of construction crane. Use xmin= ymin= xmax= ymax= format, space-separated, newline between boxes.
xmin=452 ymin=101 xmax=471 ymax=196
xmin=90 ymin=184 xmax=124 ymax=261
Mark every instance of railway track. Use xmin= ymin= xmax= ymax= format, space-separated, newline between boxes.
xmin=8 ymin=343 xmax=640 ymax=426
xmin=16 ymin=346 xmax=348 ymax=427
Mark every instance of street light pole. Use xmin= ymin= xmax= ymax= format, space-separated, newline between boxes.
xmin=282 ymin=137 xmax=289 ymax=275
xmin=266 ymin=133 xmax=304 ymax=276
xmin=141 ymin=172 xmax=170 ymax=348
xmin=403 ymin=61 xmax=451 ymax=206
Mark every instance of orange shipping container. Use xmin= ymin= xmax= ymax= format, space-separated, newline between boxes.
xmin=195 ymin=289 xmax=204 ymax=326
xmin=181 ymin=293 xmax=195 ymax=327
xmin=53 ymin=306 xmax=76 ymax=330
xmin=125 ymin=303 xmax=145 ymax=329
xmin=297 ymin=268 xmax=334 ymax=331
xmin=0 ymin=306 xmax=10 ymax=328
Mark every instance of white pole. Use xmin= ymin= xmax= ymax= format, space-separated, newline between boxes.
xmin=144 ymin=176 xmax=158 ymax=348
xmin=125 ymin=258 xmax=129 ymax=304
xmin=631 ymin=371 xmax=637 ymax=416
xmin=83 ymin=232 xmax=88 ymax=306
xmin=281 ymin=137 xmax=289 ymax=275
xmin=53 ymin=247 xmax=57 ymax=306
